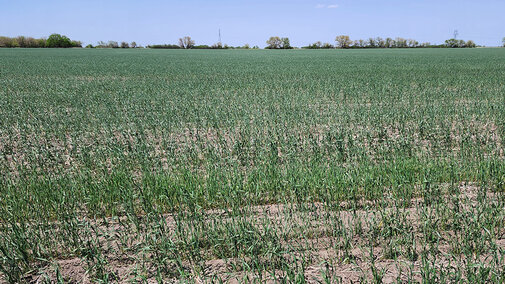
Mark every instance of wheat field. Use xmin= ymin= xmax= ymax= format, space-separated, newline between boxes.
xmin=0 ymin=48 xmax=504 ymax=283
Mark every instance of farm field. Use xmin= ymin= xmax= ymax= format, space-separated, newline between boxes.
xmin=1 ymin=48 xmax=505 ymax=283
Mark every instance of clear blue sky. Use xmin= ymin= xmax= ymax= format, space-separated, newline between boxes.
xmin=1 ymin=0 xmax=504 ymax=47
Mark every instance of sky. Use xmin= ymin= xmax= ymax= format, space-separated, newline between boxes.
xmin=1 ymin=0 xmax=504 ymax=47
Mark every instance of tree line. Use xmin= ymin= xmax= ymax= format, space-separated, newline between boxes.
xmin=148 ymin=36 xmax=259 ymax=49
xmin=302 ymin=35 xmax=477 ymax=49
xmin=2 ymin=34 xmax=502 ymax=49
xmin=88 ymin=41 xmax=138 ymax=48
xmin=0 ymin=34 xmax=81 ymax=48
xmin=148 ymin=35 xmax=479 ymax=50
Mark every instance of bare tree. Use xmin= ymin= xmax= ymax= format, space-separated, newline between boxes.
xmin=130 ymin=42 xmax=137 ymax=48
xmin=335 ymin=35 xmax=352 ymax=48
xmin=178 ymin=36 xmax=195 ymax=49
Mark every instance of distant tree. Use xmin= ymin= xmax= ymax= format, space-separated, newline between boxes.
xmin=367 ymin=37 xmax=377 ymax=48
xmin=29 ymin=37 xmax=45 ymax=48
xmin=212 ymin=42 xmax=223 ymax=49
xmin=0 ymin=36 xmax=17 ymax=47
xmin=385 ymin=37 xmax=394 ymax=48
xmin=148 ymin=44 xmax=180 ymax=49
xmin=375 ymin=37 xmax=386 ymax=48
xmin=502 ymin=37 xmax=505 ymax=47
xmin=16 ymin=36 xmax=27 ymax=47
xmin=395 ymin=37 xmax=407 ymax=48
xmin=465 ymin=40 xmax=476 ymax=48
xmin=305 ymin=41 xmax=332 ymax=49
xmin=25 ymin=37 xmax=35 ymax=47
xmin=352 ymin=39 xmax=366 ymax=48
xmin=243 ymin=43 xmax=250 ymax=49
xmin=335 ymin=35 xmax=352 ymax=48
xmin=281 ymin=37 xmax=292 ymax=49
xmin=0 ymin=34 xmax=80 ymax=48
xmin=421 ymin=42 xmax=431 ymax=48
xmin=46 ymin=33 xmax=72 ymax=48
xmin=445 ymin=39 xmax=457 ymax=48
xmin=178 ymin=36 xmax=195 ymax=49
xmin=305 ymin=41 xmax=322 ymax=49
xmin=265 ymin=37 xmax=292 ymax=49
xmin=108 ymin=41 xmax=119 ymax=48
xmin=85 ymin=44 xmax=94 ymax=48
xmin=322 ymin=42 xmax=333 ymax=49
xmin=266 ymin=36 xmax=282 ymax=49
xmin=130 ymin=41 xmax=137 ymax=48
xmin=193 ymin=45 xmax=211 ymax=49
xmin=120 ymin=41 xmax=129 ymax=48
xmin=408 ymin=39 xmax=419 ymax=48
xmin=11 ymin=39 xmax=20 ymax=47
xmin=71 ymin=40 xmax=82 ymax=48
xmin=445 ymin=38 xmax=465 ymax=48
xmin=25 ymin=37 xmax=37 ymax=47
xmin=0 ymin=36 xmax=7 ymax=47
xmin=37 ymin=38 xmax=47 ymax=47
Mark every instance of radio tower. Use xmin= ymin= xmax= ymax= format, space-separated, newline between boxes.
xmin=218 ymin=29 xmax=222 ymax=45
xmin=453 ymin=30 xmax=459 ymax=39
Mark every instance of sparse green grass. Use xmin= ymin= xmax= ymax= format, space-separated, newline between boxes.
xmin=0 ymin=48 xmax=504 ymax=283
